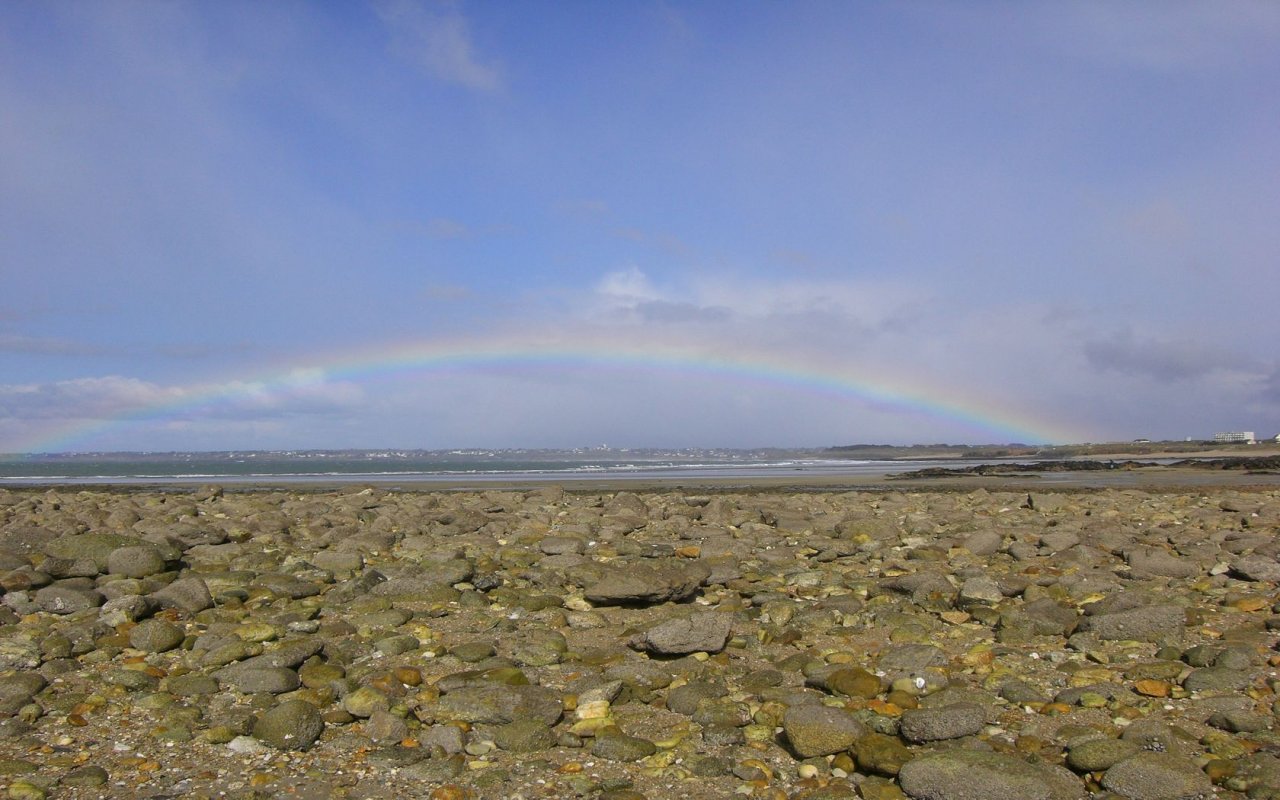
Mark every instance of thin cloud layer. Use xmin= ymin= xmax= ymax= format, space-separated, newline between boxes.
xmin=376 ymin=0 xmax=501 ymax=91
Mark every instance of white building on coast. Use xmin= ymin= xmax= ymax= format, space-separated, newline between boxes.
xmin=1214 ymin=431 xmax=1257 ymax=444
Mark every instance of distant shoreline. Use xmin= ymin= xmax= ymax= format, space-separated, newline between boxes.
xmin=4 ymin=457 xmax=1280 ymax=493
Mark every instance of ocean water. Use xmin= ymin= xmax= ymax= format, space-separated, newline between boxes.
xmin=0 ymin=449 xmax=948 ymax=486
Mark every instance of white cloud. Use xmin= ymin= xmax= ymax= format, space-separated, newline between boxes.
xmin=0 ymin=372 xmax=364 ymax=428
xmin=377 ymin=0 xmax=501 ymax=91
xmin=595 ymin=267 xmax=663 ymax=307
xmin=0 ymin=377 xmax=184 ymax=420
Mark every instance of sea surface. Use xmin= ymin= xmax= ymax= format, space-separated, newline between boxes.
xmin=0 ymin=449 xmax=964 ymax=486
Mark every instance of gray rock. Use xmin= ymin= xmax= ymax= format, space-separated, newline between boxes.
xmin=1118 ymin=719 xmax=1194 ymax=758
xmin=1100 ymin=751 xmax=1213 ymax=800
xmin=0 ymin=672 xmax=47 ymax=716
xmin=1066 ymin=738 xmax=1142 ymax=772
xmin=1232 ymin=554 xmax=1280 ymax=582
xmin=591 ymin=730 xmax=656 ymax=762
xmin=899 ymin=749 xmax=1085 ymax=800
xmin=34 ymin=584 xmax=102 ymax=614
xmin=61 ymin=765 xmax=109 ymax=787
xmin=783 ymin=705 xmax=868 ymax=758
xmin=1228 ymin=753 xmax=1280 ymax=798
xmin=422 ymin=723 xmax=467 ymax=754
xmin=0 ymin=526 xmax=59 ymax=556
xmin=899 ymin=703 xmax=986 ymax=742
xmin=107 ymin=545 xmax=167 ymax=578
xmin=1207 ymin=708 xmax=1270 ymax=733
xmin=150 ymin=577 xmax=213 ymax=615
xmin=310 ymin=550 xmax=363 ymax=573
xmin=492 ymin=718 xmax=556 ymax=752
xmin=1083 ymin=604 xmax=1184 ymax=643
xmin=633 ymin=611 xmax=732 ymax=655
xmin=878 ymin=644 xmax=948 ymax=679
xmin=99 ymin=595 xmax=154 ymax=626
xmin=665 ymin=680 xmax=726 ymax=715
xmin=230 ymin=638 xmax=325 ymax=671
xmin=1182 ymin=666 xmax=1251 ymax=693
xmin=43 ymin=556 xmax=100 ymax=578
xmin=252 ymin=699 xmax=324 ymax=750
xmin=342 ymin=686 xmax=390 ymax=718
xmin=221 ymin=667 xmax=301 ymax=695
xmin=250 ymin=573 xmax=322 ymax=599
xmin=583 ymin=562 xmax=710 ymax=606
xmin=165 ymin=673 xmax=220 ymax=696
xmin=1039 ymin=531 xmax=1080 ymax=553
xmin=0 ymin=637 xmax=41 ymax=671
xmin=962 ymin=531 xmax=1003 ymax=556
xmin=999 ymin=608 xmax=1076 ymax=643
xmin=508 ymin=629 xmax=568 ymax=665
xmin=1126 ymin=547 xmax=1200 ymax=579
xmin=434 ymin=684 xmax=562 ymax=726
xmin=104 ymin=668 xmax=159 ymax=691
xmin=450 ymin=642 xmax=496 ymax=663
xmin=128 ymin=619 xmax=185 ymax=653
xmin=959 ymin=576 xmax=1003 ymax=606
xmin=44 ymin=533 xmax=151 ymax=571
xmin=364 ymin=709 xmax=409 ymax=744
xmin=539 ymin=536 xmax=585 ymax=555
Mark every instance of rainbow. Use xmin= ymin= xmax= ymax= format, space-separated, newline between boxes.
xmin=8 ymin=336 xmax=1085 ymax=453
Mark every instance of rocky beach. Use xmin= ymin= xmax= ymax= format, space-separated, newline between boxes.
xmin=3 ymin=479 xmax=1280 ymax=800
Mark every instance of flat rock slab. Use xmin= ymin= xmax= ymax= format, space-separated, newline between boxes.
xmin=583 ymin=562 xmax=711 ymax=606
xmin=1100 ymin=751 xmax=1214 ymax=800
xmin=899 ymin=749 xmax=1085 ymax=800
xmin=632 ymin=611 xmax=732 ymax=655
xmin=1083 ymin=604 xmax=1185 ymax=643
xmin=898 ymin=703 xmax=986 ymax=742
xmin=1232 ymin=555 xmax=1280 ymax=582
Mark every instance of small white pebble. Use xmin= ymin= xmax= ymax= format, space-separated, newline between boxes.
xmin=831 ymin=768 xmax=849 ymax=779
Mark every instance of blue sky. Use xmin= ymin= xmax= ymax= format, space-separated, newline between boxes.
xmin=2 ymin=1 xmax=1278 ymax=452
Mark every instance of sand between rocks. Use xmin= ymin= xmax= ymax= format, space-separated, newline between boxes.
xmin=1 ymin=484 xmax=1280 ymax=800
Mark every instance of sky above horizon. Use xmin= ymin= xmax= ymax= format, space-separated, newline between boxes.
xmin=2 ymin=1 xmax=1278 ymax=453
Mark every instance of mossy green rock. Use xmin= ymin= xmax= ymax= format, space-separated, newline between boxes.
xmin=252 ymin=700 xmax=324 ymax=750
xmin=828 ymin=667 xmax=882 ymax=699
xmin=855 ymin=732 xmax=914 ymax=776
xmin=592 ymin=731 xmax=656 ymax=762
xmin=1066 ymin=738 xmax=1142 ymax=772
